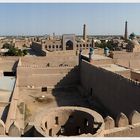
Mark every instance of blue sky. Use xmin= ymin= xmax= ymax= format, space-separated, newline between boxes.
xmin=0 ymin=3 xmax=140 ymax=36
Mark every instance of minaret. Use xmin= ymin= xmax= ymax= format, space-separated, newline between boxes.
xmin=124 ymin=21 xmax=128 ymax=41
xmin=83 ymin=24 xmax=87 ymax=41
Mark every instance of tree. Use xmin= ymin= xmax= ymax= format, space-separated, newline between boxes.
xmin=23 ymin=49 xmax=28 ymax=56
xmin=2 ymin=43 xmax=13 ymax=49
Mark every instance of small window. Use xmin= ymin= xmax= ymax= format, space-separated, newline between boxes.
xmin=69 ymin=115 xmax=73 ymax=123
xmin=84 ymin=119 xmax=89 ymax=127
xmin=42 ymin=87 xmax=47 ymax=92
xmin=45 ymin=122 xmax=47 ymax=129
xmin=76 ymin=127 xmax=81 ymax=134
xmin=49 ymin=128 xmax=52 ymax=136
xmin=55 ymin=116 xmax=58 ymax=125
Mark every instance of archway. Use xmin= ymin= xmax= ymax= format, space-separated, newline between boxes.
xmin=66 ymin=40 xmax=73 ymax=50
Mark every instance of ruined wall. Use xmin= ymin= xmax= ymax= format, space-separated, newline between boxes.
xmin=80 ymin=60 xmax=140 ymax=118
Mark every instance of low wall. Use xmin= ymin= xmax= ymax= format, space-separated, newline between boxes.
xmin=131 ymin=71 xmax=140 ymax=82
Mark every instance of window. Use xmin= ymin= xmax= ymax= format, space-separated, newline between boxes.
xmin=55 ymin=116 xmax=58 ymax=125
xmin=49 ymin=129 xmax=52 ymax=136
xmin=45 ymin=122 xmax=47 ymax=129
xmin=42 ymin=87 xmax=47 ymax=92
xmin=84 ymin=119 xmax=89 ymax=127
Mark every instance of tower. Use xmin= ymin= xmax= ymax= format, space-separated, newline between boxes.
xmin=124 ymin=21 xmax=128 ymax=41
xmin=83 ymin=24 xmax=87 ymax=41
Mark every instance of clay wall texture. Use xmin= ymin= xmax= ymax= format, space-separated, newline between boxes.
xmin=80 ymin=60 xmax=140 ymax=118
xmin=17 ymin=66 xmax=80 ymax=87
xmin=131 ymin=71 xmax=140 ymax=82
xmin=113 ymin=51 xmax=140 ymax=69
xmin=0 ymin=56 xmax=19 ymax=71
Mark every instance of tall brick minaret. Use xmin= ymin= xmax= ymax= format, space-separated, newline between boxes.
xmin=124 ymin=21 xmax=128 ymax=41
xmin=83 ymin=24 xmax=87 ymax=41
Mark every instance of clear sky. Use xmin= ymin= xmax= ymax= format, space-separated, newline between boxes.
xmin=0 ymin=3 xmax=140 ymax=36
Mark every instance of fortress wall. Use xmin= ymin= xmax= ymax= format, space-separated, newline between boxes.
xmin=17 ymin=67 xmax=80 ymax=87
xmin=113 ymin=52 xmax=140 ymax=59
xmin=17 ymin=67 xmax=75 ymax=75
xmin=20 ymin=56 xmax=78 ymax=67
xmin=113 ymin=52 xmax=140 ymax=69
xmin=115 ymin=59 xmax=140 ymax=69
xmin=80 ymin=60 xmax=140 ymax=118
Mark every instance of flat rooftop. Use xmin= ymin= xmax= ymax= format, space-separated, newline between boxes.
xmin=98 ymin=64 xmax=129 ymax=72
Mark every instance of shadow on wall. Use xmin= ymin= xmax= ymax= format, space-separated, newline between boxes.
xmin=51 ymin=65 xmax=82 ymax=107
xmin=12 ymin=60 xmax=19 ymax=73
xmin=1 ymin=104 xmax=10 ymax=123
xmin=80 ymin=60 xmax=140 ymax=119
xmin=55 ymin=111 xmax=102 ymax=136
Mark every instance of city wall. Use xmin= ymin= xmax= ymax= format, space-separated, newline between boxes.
xmin=80 ymin=60 xmax=140 ymax=118
xmin=113 ymin=51 xmax=140 ymax=69
xmin=17 ymin=66 xmax=80 ymax=88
